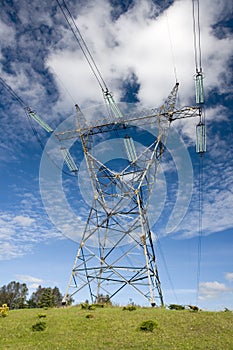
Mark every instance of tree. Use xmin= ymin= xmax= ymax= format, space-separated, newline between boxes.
xmin=28 ymin=285 xmax=43 ymax=308
xmin=0 ymin=281 xmax=28 ymax=309
xmin=52 ymin=286 xmax=63 ymax=306
xmin=39 ymin=288 xmax=54 ymax=308
xmin=95 ymin=294 xmax=111 ymax=305
xmin=28 ymin=286 xmax=63 ymax=308
xmin=0 ymin=282 xmax=65 ymax=309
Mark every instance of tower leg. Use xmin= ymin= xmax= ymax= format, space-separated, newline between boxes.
xmin=63 ymin=200 xmax=164 ymax=306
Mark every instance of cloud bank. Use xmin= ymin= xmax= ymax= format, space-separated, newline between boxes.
xmin=0 ymin=0 xmax=233 ymax=260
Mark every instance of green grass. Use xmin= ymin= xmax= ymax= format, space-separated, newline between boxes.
xmin=0 ymin=306 xmax=233 ymax=349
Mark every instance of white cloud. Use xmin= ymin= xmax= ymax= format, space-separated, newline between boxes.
xmin=46 ymin=0 xmax=233 ymax=110
xmin=0 ymin=0 xmax=233 ymax=258
xmin=43 ymin=0 xmax=233 ymax=241
xmin=0 ymin=20 xmax=15 ymax=52
xmin=225 ymin=272 xmax=233 ymax=282
xmin=16 ymin=274 xmax=43 ymax=284
xmin=13 ymin=215 xmax=35 ymax=227
xmin=44 ymin=4 xmax=233 ymax=242
xmin=199 ymin=281 xmax=231 ymax=300
xmin=16 ymin=275 xmax=48 ymax=292
xmin=176 ymin=187 xmax=233 ymax=239
xmin=0 ymin=192 xmax=63 ymax=261
xmin=0 ymin=241 xmax=31 ymax=260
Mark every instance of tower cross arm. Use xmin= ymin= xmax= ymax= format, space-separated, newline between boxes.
xmin=170 ymin=106 xmax=201 ymax=122
xmin=54 ymin=83 xmax=200 ymax=141
xmin=54 ymin=105 xmax=200 ymax=141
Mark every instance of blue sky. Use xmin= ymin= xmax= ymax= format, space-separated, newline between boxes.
xmin=0 ymin=0 xmax=233 ymax=310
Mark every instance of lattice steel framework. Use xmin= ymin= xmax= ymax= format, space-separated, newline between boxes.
xmin=58 ymin=83 xmax=200 ymax=306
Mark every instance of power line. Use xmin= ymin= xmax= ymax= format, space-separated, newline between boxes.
xmin=0 ymin=76 xmax=77 ymax=177
xmin=196 ymin=153 xmax=204 ymax=304
xmin=56 ymin=0 xmax=109 ymax=93
xmin=196 ymin=0 xmax=202 ymax=71
xmin=0 ymin=76 xmax=26 ymax=108
xmin=192 ymin=0 xmax=206 ymax=306
xmin=156 ymin=235 xmax=179 ymax=305
xmin=164 ymin=8 xmax=178 ymax=83
xmin=26 ymin=111 xmax=77 ymax=177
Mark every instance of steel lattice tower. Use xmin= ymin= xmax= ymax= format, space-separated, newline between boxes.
xmin=0 ymin=0 xmax=205 ymax=308
xmin=58 ymin=83 xmax=200 ymax=306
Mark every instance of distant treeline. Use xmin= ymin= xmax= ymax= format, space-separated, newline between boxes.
xmin=0 ymin=281 xmax=72 ymax=309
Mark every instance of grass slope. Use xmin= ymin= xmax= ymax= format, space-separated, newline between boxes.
xmin=0 ymin=306 xmax=233 ymax=349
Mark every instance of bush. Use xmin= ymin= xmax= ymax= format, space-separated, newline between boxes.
xmin=188 ymin=305 xmax=199 ymax=312
xmin=94 ymin=303 xmax=104 ymax=308
xmin=224 ymin=308 xmax=232 ymax=312
xmin=32 ymin=321 xmax=46 ymax=332
xmin=81 ymin=303 xmax=96 ymax=310
xmin=139 ymin=320 xmax=158 ymax=332
xmin=123 ymin=305 xmax=137 ymax=311
xmin=168 ymin=304 xmax=185 ymax=311
xmin=0 ymin=304 xmax=9 ymax=317
xmin=95 ymin=294 xmax=111 ymax=305
xmin=38 ymin=313 xmax=47 ymax=318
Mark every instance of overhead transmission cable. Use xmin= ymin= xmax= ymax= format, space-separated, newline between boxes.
xmin=0 ymin=76 xmax=77 ymax=175
xmin=156 ymin=236 xmax=179 ymax=305
xmin=196 ymin=152 xmax=204 ymax=304
xmin=0 ymin=76 xmax=26 ymax=108
xmin=56 ymin=0 xmax=136 ymax=166
xmin=55 ymin=0 xmax=124 ymax=119
xmin=192 ymin=0 xmax=206 ymax=305
xmin=55 ymin=0 xmax=108 ymax=94
xmin=164 ymin=9 xmax=178 ymax=84
xmin=0 ymin=76 xmax=53 ymax=132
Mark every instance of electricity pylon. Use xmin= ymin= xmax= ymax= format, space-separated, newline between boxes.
xmin=57 ymin=83 xmax=200 ymax=306
xmin=0 ymin=74 xmax=202 ymax=306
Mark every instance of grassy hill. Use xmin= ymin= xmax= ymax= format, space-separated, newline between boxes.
xmin=0 ymin=306 xmax=233 ymax=349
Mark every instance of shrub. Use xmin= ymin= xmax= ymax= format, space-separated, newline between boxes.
xmin=95 ymin=294 xmax=111 ymax=305
xmin=94 ymin=303 xmax=104 ymax=308
xmin=188 ymin=305 xmax=199 ymax=312
xmin=81 ymin=303 xmax=96 ymax=310
xmin=38 ymin=313 xmax=47 ymax=318
xmin=168 ymin=304 xmax=185 ymax=311
xmin=224 ymin=308 xmax=232 ymax=313
xmin=88 ymin=305 xmax=96 ymax=310
xmin=32 ymin=321 xmax=46 ymax=332
xmin=139 ymin=320 xmax=158 ymax=332
xmin=123 ymin=305 xmax=137 ymax=311
xmin=0 ymin=304 xmax=9 ymax=317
